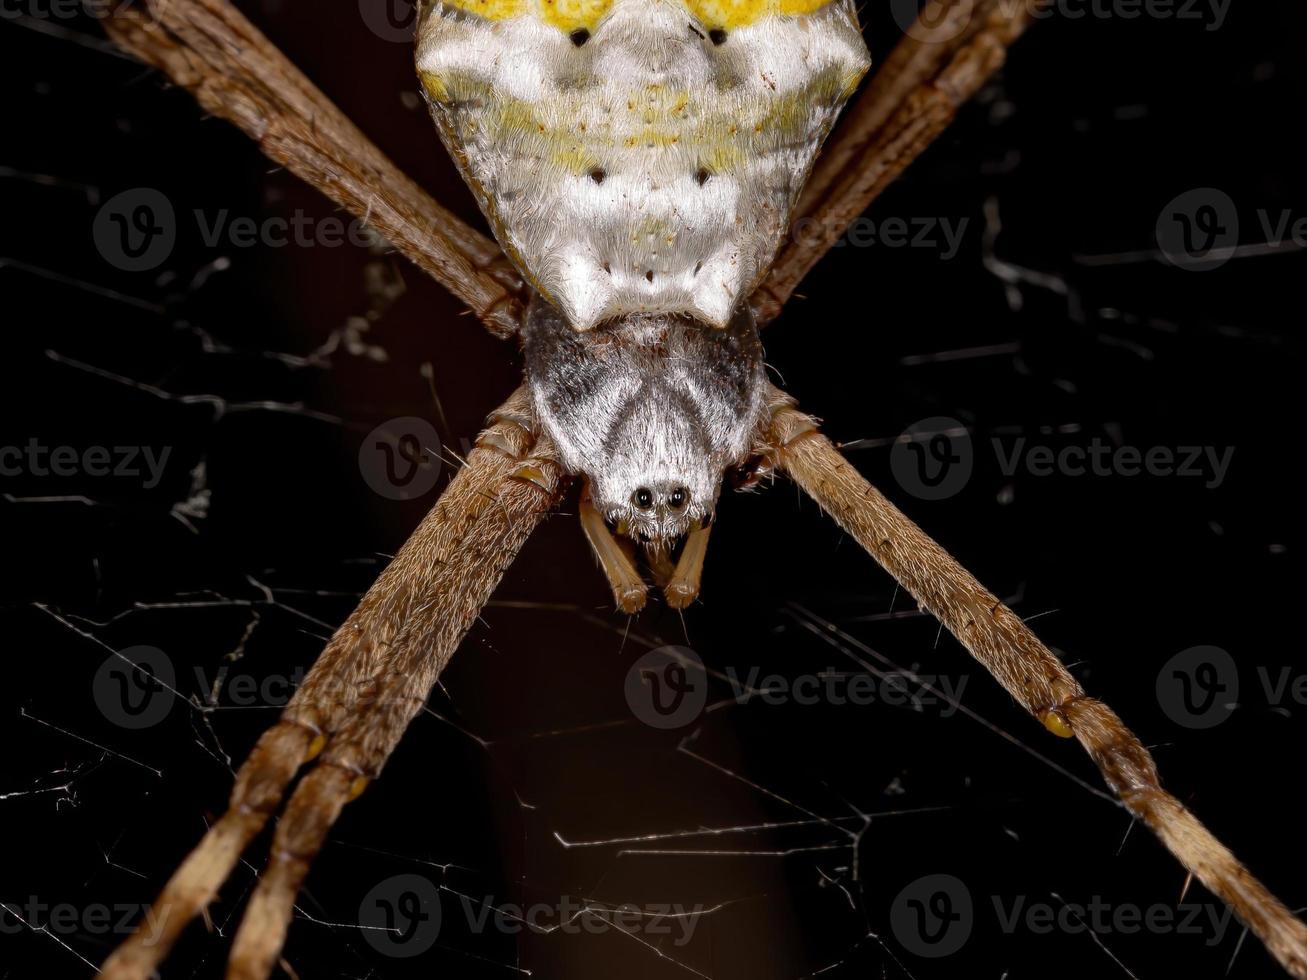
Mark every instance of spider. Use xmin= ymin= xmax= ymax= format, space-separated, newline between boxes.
xmin=91 ymin=0 xmax=1307 ymax=977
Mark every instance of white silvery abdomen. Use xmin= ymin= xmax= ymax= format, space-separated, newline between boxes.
xmin=417 ymin=0 xmax=870 ymax=331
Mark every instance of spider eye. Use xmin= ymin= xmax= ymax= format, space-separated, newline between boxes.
xmin=633 ymin=487 xmax=654 ymax=509
xmin=668 ymin=487 xmax=688 ymax=509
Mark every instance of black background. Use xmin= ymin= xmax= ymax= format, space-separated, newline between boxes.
xmin=2 ymin=1 xmax=1306 ymax=977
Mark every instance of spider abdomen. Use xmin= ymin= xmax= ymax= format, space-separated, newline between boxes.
xmin=416 ymin=0 xmax=869 ymax=331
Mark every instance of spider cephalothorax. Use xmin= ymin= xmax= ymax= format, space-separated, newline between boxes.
xmin=524 ymin=296 xmax=767 ymax=606
xmin=524 ymin=296 xmax=766 ymax=539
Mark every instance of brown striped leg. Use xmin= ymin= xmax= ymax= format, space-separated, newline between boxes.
xmin=102 ymin=0 xmax=525 ymax=337
xmin=762 ymin=387 xmax=1307 ymax=979
xmin=101 ymin=389 xmax=567 ymax=980
xmin=752 ymin=0 xmax=1034 ymax=324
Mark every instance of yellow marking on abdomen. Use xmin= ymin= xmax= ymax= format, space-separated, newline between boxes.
xmin=439 ymin=0 xmax=614 ymax=32
xmin=684 ymin=0 xmax=833 ymax=29
xmin=439 ymin=0 xmax=834 ymax=33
